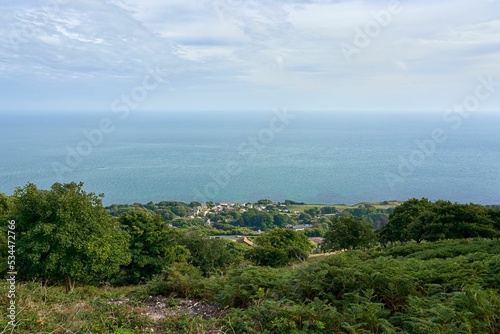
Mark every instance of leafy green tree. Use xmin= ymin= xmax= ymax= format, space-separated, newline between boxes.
xmin=225 ymin=239 xmax=253 ymax=261
xmin=379 ymin=198 xmax=433 ymax=244
xmin=14 ymin=182 xmax=131 ymax=292
xmin=342 ymin=205 xmax=391 ymax=230
xmin=0 ymin=193 xmax=14 ymax=221
xmin=321 ymin=206 xmax=338 ymax=214
xmin=409 ymin=201 xmax=493 ymax=242
xmin=156 ymin=201 xmax=191 ymax=217
xmin=171 ymin=217 xmax=205 ymax=228
xmin=304 ymin=207 xmax=319 ymax=217
xmin=273 ymin=213 xmax=292 ymax=228
xmin=298 ymin=212 xmax=312 ymax=222
xmin=286 ymin=246 xmax=309 ymax=262
xmin=118 ymin=210 xmax=189 ymax=284
xmin=489 ymin=208 xmax=500 ymax=233
xmin=189 ymin=201 xmax=202 ymax=208
xmin=380 ymin=198 xmax=499 ymax=244
xmin=247 ymin=246 xmax=290 ymax=267
xmin=304 ymin=228 xmax=324 ymax=237
xmin=322 ymin=216 xmax=376 ymax=251
xmin=256 ymin=228 xmax=313 ymax=253
xmin=248 ymin=228 xmax=313 ymax=267
xmin=180 ymin=232 xmax=234 ymax=276
xmin=229 ymin=210 xmax=242 ymax=221
xmin=242 ymin=209 xmax=274 ymax=230
xmin=284 ymin=199 xmax=305 ymax=205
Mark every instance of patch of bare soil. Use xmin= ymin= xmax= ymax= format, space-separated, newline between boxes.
xmin=108 ymin=296 xmax=228 ymax=333
xmin=309 ymin=250 xmax=345 ymax=258
xmin=141 ymin=296 xmax=227 ymax=320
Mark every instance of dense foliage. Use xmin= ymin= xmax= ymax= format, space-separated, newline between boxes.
xmin=247 ymin=228 xmax=313 ymax=267
xmin=179 ymin=232 xmax=249 ymax=276
xmin=116 ymin=210 xmax=189 ymax=284
xmin=12 ymin=182 xmax=131 ymax=292
xmin=322 ymin=216 xmax=377 ymax=251
xmin=380 ymin=198 xmax=500 ymax=244
xmin=341 ymin=204 xmax=392 ymax=229
xmin=131 ymin=238 xmax=500 ymax=333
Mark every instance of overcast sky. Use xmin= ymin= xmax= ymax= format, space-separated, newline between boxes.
xmin=1 ymin=0 xmax=500 ymax=113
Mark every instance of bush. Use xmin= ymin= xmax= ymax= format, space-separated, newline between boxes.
xmin=163 ymin=263 xmax=205 ymax=298
xmin=216 ymin=266 xmax=290 ymax=308
xmin=223 ymin=299 xmax=342 ymax=333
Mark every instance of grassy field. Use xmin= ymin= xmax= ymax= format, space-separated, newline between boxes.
xmin=287 ymin=200 xmax=402 ymax=213
xmin=286 ymin=204 xmax=327 ymax=212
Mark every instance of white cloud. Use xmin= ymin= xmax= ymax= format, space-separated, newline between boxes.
xmin=38 ymin=34 xmax=61 ymax=45
xmin=426 ymin=20 xmax=500 ymax=46
xmin=54 ymin=25 xmax=105 ymax=44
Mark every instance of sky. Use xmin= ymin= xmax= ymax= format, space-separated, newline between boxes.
xmin=1 ymin=0 xmax=500 ymax=113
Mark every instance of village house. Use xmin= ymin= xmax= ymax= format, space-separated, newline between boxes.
xmin=286 ymin=224 xmax=313 ymax=231
xmin=238 ymin=237 xmax=254 ymax=247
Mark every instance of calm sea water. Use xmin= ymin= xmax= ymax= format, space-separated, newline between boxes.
xmin=1 ymin=111 xmax=499 ymax=205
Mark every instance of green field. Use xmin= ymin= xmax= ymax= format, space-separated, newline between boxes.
xmin=287 ymin=201 xmax=402 ymax=213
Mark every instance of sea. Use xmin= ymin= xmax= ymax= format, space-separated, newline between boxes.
xmin=1 ymin=111 xmax=499 ymax=206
